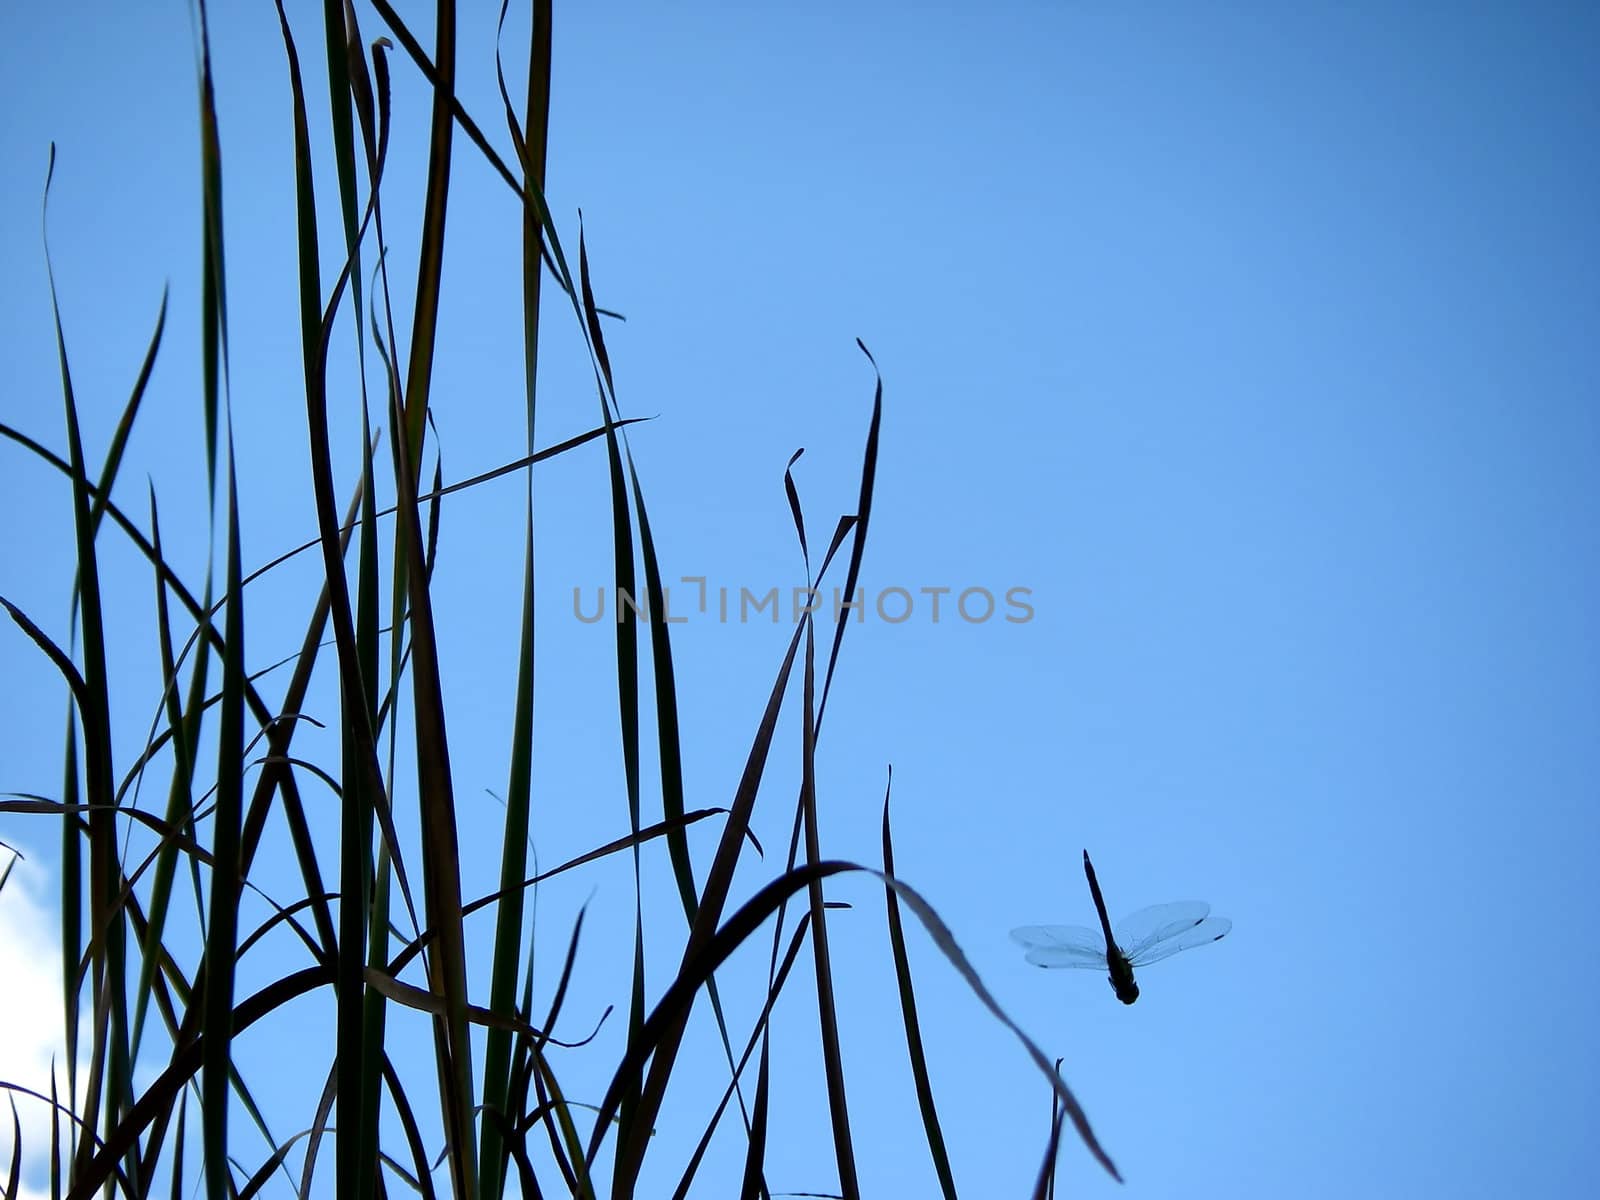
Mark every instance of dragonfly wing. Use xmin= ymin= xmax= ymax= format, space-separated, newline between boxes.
xmin=1010 ymin=923 xmax=1108 ymax=970
xmin=1126 ymin=916 xmax=1232 ymax=966
xmin=1113 ymin=902 xmax=1210 ymax=960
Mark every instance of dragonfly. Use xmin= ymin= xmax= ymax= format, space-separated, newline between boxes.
xmin=1011 ymin=850 xmax=1231 ymax=1004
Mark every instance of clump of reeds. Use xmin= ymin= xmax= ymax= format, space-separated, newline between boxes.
xmin=0 ymin=2 xmax=1114 ymax=1196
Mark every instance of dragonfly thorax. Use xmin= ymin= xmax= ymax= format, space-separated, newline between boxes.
xmin=1107 ymin=952 xmax=1140 ymax=1004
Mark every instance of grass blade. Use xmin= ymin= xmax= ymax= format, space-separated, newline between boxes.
xmin=672 ymin=912 xmax=815 ymax=1200
xmin=615 ymin=618 xmax=808 ymax=1190
xmin=882 ymin=776 xmax=958 ymax=1198
xmin=66 ymin=967 xmax=332 ymax=1200
xmin=41 ymin=143 xmax=130 ymax=1186
xmin=1032 ymin=1102 xmax=1067 ymax=1200
xmin=199 ymin=440 xmax=246 ymax=1200
xmin=6 ymin=1095 xmax=20 ymax=1200
xmin=590 ymin=862 xmax=1123 ymax=1183
xmin=799 ymin=610 xmax=859 ymax=1199
xmin=817 ymin=340 xmax=883 ymax=732
xmin=480 ymin=4 xmax=552 ymax=1192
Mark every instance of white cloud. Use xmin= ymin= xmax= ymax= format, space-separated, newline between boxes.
xmin=0 ymin=844 xmax=69 ymax=1198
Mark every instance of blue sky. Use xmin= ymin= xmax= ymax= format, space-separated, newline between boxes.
xmin=2 ymin=2 xmax=1597 ymax=1196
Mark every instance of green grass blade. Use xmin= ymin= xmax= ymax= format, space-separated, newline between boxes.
xmin=232 ymin=449 xmax=379 ymax=959
xmin=320 ymin=0 xmax=364 ymax=341
xmin=520 ymin=908 xmax=596 ymax=1200
xmin=479 ymin=5 xmax=551 ymax=1192
xmin=294 ymin=1062 xmax=339 ymax=1196
xmin=379 ymin=11 xmax=481 ymax=1163
xmin=780 ymin=450 xmax=867 ymax=1200
xmin=380 ymin=1054 xmax=441 ymax=1200
xmin=629 ymin=448 xmax=763 ymax=1124
xmin=50 ymin=1064 xmax=61 ymax=1200
xmin=385 ymin=84 xmax=476 ymax=1184
xmin=41 ymin=142 xmax=131 ymax=1184
xmin=481 ymin=519 xmax=536 ymax=1198
xmin=389 ymin=398 xmax=479 ymax=1198
xmin=737 ymin=1037 xmax=771 ymax=1200
xmin=397 ymin=0 xmax=453 ymax=458
xmin=367 ymin=0 xmax=569 ymax=295
xmin=361 ymin=838 xmax=394 ymax=1197
xmin=189 ymin=6 xmax=241 ymax=1194
xmin=166 ymin=1092 xmax=186 ymax=1200
xmin=353 ymin=389 xmax=387 ymax=1200
xmin=759 ymin=478 xmax=855 ymax=1023
xmin=0 ymin=600 xmax=88 ymax=713
xmin=1044 ymin=1058 xmax=1064 ymax=1200
xmin=58 ymin=713 xmax=81 ymax=1140
xmin=65 ymin=967 xmax=333 ymax=1199
xmin=1032 ymin=1104 xmax=1067 ymax=1200
xmin=200 ymin=447 xmax=246 ymax=1200
xmin=817 ymin=340 xmax=883 ymax=732
xmin=0 ymin=433 xmax=347 ymax=900
xmin=6 ymin=1096 xmax=20 ymax=1200
xmin=592 ymin=863 xmax=1124 ymax=1184
xmin=570 ymin=225 xmax=651 ymax=1192
xmin=671 ymin=913 xmax=815 ymax=1200
xmin=617 ymin=620 xmax=807 ymax=1189
xmin=131 ymin=486 xmax=209 ymax=1059
xmin=881 ymin=778 xmax=959 ymax=1198
xmin=272 ymin=6 xmax=382 ymax=1194
xmin=86 ymin=288 xmax=166 ymax=539
xmin=799 ymin=615 xmax=860 ymax=1199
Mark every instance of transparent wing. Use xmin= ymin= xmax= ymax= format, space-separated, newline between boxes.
xmin=1127 ymin=917 xmax=1231 ymax=965
xmin=1010 ymin=924 xmax=1109 ymax=970
xmin=1114 ymin=902 xmax=1230 ymax=966
xmin=1113 ymin=902 xmax=1208 ymax=955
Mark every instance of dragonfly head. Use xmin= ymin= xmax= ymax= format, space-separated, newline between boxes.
xmin=1110 ymin=975 xmax=1139 ymax=1005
